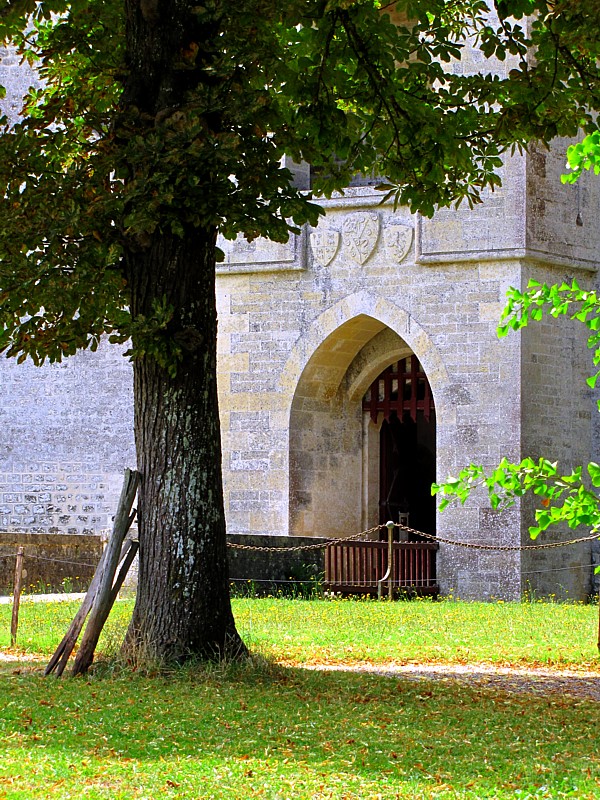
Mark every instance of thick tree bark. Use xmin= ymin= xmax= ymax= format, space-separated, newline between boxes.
xmin=120 ymin=0 xmax=246 ymax=662
xmin=123 ymin=228 xmax=246 ymax=663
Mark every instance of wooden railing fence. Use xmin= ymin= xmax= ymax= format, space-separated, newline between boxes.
xmin=324 ymin=540 xmax=438 ymax=596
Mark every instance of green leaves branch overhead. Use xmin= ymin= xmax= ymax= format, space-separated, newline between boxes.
xmin=563 ymin=131 xmax=600 ymax=184
xmin=433 ymin=458 xmax=600 ymax=539
xmin=499 ymin=280 xmax=600 ymax=399
xmin=2 ymin=0 xmax=600 ymax=366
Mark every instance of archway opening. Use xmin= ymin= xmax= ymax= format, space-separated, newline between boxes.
xmin=362 ymin=356 xmax=436 ymax=541
xmin=288 ymin=316 xmax=439 ymax=543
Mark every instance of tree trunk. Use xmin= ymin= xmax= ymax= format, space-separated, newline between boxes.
xmin=123 ymin=228 xmax=246 ymax=663
xmin=119 ymin=0 xmax=247 ymax=663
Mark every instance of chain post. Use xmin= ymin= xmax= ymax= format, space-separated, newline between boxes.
xmin=387 ymin=520 xmax=394 ymax=601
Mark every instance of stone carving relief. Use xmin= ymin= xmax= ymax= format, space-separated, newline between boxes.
xmin=383 ymin=224 xmax=413 ymax=263
xmin=310 ymin=213 xmax=413 ymax=268
xmin=342 ymin=212 xmax=380 ymax=265
xmin=310 ymin=229 xmax=340 ymax=267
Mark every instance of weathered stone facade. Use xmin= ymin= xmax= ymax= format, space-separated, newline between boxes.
xmin=214 ymin=149 xmax=600 ymax=601
xmin=1 ymin=31 xmax=599 ymax=600
xmin=0 ymin=343 xmax=135 ymax=536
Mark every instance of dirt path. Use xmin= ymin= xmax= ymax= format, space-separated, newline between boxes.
xmin=297 ymin=662 xmax=600 ymax=702
xmin=2 ymin=650 xmax=599 ymax=701
xmin=0 ymin=592 xmax=86 ymax=605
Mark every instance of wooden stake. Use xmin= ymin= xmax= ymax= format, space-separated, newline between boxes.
xmin=10 ymin=547 xmax=24 ymax=647
xmin=45 ymin=469 xmax=140 ymax=677
xmin=108 ymin=538 xmax=139 ymax=607
xmin=45 ymin=535 xmax=135 ymax=677
xmin=71 ymin=468 xmax=139 ymax=676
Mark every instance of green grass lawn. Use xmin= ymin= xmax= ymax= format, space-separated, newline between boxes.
xmin=1 ymin=597 xmax=599 ymax=799
xmin=2 ymin=595 xmax=598 ymax=667
xmin=233 ymin=596 xmax=600 ymax=667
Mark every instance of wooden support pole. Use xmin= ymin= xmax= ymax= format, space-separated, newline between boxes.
xmin=10 ymin=546 xmax=24 ymax=647
xmin=45 ymin=469 xmax=139 ymax=677
xmin=45 ymin=545 xmax=109 ymax=676
xmin=45 ymin=535 xmax=135 ymax=677
xmin=109 ymin=538 xmax=139 ymax=607
xmin=71 ymin=469 xmax=139 ymax=676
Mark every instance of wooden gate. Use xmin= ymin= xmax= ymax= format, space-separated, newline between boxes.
xmin=362 ymin=356 xmax=437 ymax=535
xmin=324 ymin=539 xmax=439 ymax=597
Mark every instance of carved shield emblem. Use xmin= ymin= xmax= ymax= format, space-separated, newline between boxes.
xmin=342 ymin=212 xmax=380 ymax=265
xmin=383 ymin=224 xmax=413 ymax=263
xmin=310 ymin=229 xmax=340 ymax=267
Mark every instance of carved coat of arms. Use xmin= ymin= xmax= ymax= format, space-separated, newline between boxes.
xmin=342 ymin=212 xmax=380 ymax=265
xmin=310 ymin=229 xmax=340 ymax=267
xmin=383 ymin=224 xmax=413 ymax=263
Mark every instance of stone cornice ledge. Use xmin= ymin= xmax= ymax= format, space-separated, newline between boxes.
xmin=313 ymin=187 xmax=393 ymax=210
xmin=415 ymin=246 xmax=599 ymax=272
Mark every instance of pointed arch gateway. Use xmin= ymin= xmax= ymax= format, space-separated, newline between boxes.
xmin=288 ymin=311 xmax=437 ymax=546
xmin=288 ymin=316 xmax=438 ymax=595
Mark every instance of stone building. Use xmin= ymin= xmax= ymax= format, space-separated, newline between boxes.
xmin=215 ymin=150 xmax=600 ymax=601
xmin=1 ymin=31 xmax=599 ymax=600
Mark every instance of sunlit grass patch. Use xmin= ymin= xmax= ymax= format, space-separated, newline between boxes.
xmin=233 ymin=596 xmax=600 ymax=668
xmin=1 ymin=595 xmax=599 ymax=668
xmin=1 ymin=597 xmax=599 ymax=798
xmin=0 ymin=598 xmax=132 ymax=656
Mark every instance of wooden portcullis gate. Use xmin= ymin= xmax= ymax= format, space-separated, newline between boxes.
xmin=324 ymin=539 xmax=439 ymax=597
xmin=362 ymin=356 xmax=436 ymax=536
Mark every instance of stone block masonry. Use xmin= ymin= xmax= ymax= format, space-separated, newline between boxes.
xmin=0 ymin=341 xmax=136 ymax=536
xmin=0 ymin=532 xmax=103 ymax=594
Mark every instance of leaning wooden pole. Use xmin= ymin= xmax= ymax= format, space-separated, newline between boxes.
xmin=71 ymin=468 xmax=139 ymax=676
xmin=108 ymin=538 xmax=139 ymax=608
xmin=45 ymin=469 xmax=139 ymax=677
xmin=45 ymin=535 xmax=137 ymax=677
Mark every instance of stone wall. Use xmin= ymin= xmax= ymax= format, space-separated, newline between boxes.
xmin=0 ymin=51 xmax=137 ymax=540
xmin=519 ymin=264 xmax=595 ymax=600
xmin=0 ymin=342 xmax=136 ymax=536
xmin=0 ymin=532 xmax=103 ymax=594
xmin=227 ymin=534 xmax=326 ymax=593
xmin=0 ymin=45 xmax=36 ymax=122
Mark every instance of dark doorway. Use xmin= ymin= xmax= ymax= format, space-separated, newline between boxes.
xmin=363 ymin=356 xmax=436 ymax=541
xmin=379 ymin=410 xmax=436 ymax=539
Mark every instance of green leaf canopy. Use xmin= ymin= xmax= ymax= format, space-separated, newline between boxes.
xmin=0 ymin=0 xmax=599 ymax=363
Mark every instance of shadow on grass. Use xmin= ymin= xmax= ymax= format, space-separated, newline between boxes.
xmin=0 ymin=656 xmax=598 ymax=799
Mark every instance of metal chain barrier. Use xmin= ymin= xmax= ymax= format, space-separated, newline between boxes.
xmin=226 ymin=522 xmax=600 ymax=553
xmin=0 ymin=522 xmax=597 ymax=561
xmin=394 ymin=522 xmax=600 ymax=551
xmin=227 ymin=524 xmax=382 ymax=552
